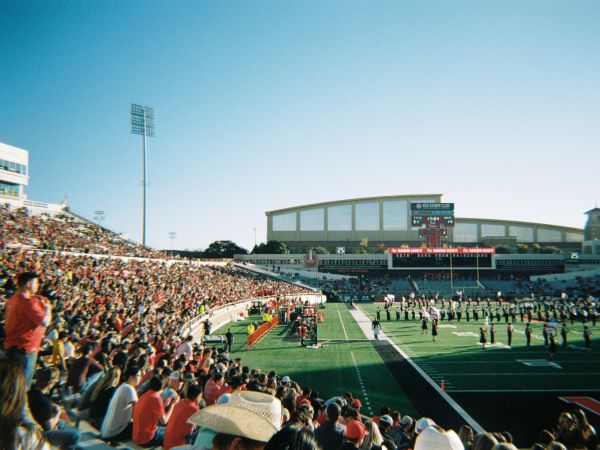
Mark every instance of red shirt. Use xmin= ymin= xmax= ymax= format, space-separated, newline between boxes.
xmin=4 ymin=293 xmax=48 ymax=353
xmin=132 ymin=390 xmax=164 ymax=445
xmin=163 ymin=399 xmax=199 ymax=450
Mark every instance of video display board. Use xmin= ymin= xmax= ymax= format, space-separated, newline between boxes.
xmin=388 ymin=247 xmax=494 ymax=269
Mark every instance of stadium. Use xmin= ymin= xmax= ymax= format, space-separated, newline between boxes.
xmin=2 ymin=143 xmax=600 ymax=450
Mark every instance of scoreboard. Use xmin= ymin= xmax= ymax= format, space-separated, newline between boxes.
xmin=388 ymin=248 xmax=495 ymax=270
xmin=410 ymin=202 xmax=454 ymax=227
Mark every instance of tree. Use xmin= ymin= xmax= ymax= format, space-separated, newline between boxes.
xmin=204 ymin=240 xmax=248 ymax=258
xmin=516 ymin=243 xmax=529 ymax=254
xmin=309 ymin=247 xmax=329 ymax=254
xmin=540 ymin=245 xmax=561 ymax=254
xmin=375 ymin=243 xmax=387 ymax=254
xmin=252 ymin=240 xmax=289 ymax=254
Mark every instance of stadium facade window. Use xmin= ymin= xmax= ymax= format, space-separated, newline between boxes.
xmin=383 ymin=200 xmax=408 ymax=231
xmin=509 ymin=225 xmax=534 ymax=242
xmin=0 ymin=159 xmax=27 ymax=175
xmin=327 ymin=204 xmax=352 ymax=231
xmin=454 ymin=223 xmax=478 ymax=242
xmin=300 ymin=208 xmax=324 ymax=231
xmin=481 ymin=224 xmax=505 ymax=237
xmin=355 ymin=202 xmax=380 ymax=230
xmin=0 ymin=181 xmax=19 ymax=198
xmin=538 ymin=228 xmax=562 ymax=242
xmin=566 ymin=232 xmax=583 ymax=242
xmin=272 ymin=212 xmax=297 ymax=231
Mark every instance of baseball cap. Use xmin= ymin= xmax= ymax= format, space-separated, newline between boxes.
xmin=415 ymin=417 xmax=436 ymax=434
xmin=400 ymin=416 xmax=414 ymax=427
xmin=346 ymin=421 xmax=367 ymax=440
xmin=380 ymin=415 xmax=393 ymax=428
xmin=351 ymin=399 xmax=362 ymax=409
xmin=281 ymin=376 xmax=290 ymax=383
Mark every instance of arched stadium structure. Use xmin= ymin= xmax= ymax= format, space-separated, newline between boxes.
xmin=265 ymin=194 xmax=585 ymax=252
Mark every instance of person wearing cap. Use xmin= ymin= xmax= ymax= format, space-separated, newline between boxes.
xmin=132 ymin=376 xmax=178 ymax=446
xmin=315 ymin=403 xmax=346 ymax=450
xmin=281 ymin=375 xmax=291 ymax=385
xmin=415 ymin=417 xmax=436 ymax=435
xmin=188 ymin=390 xmax=282 ymax=450
xmin=395 ymin=416 xmax=414 ymax=450
xmin=163 ymin=383 xmax=202 ymax=450
xmin=340 ymin=419 xmax=368 ymax=450
xmin=160 ymin=370 xmax=182 ymax=403
xmin=378 ymin=415 xmax=398 ymax=450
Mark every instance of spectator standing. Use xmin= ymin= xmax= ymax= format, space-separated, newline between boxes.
xmin=226 ymin=329 xmax=234 ymax=353
xmin=3 ymin=272 xmax=52 ymax=389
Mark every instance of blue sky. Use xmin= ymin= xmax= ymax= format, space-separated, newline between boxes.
xmin=1 ymin=0 xmax=599 ymax=250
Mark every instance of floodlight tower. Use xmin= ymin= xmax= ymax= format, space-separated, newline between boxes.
xmin=130 ymin=104 xmax=155 ymax=246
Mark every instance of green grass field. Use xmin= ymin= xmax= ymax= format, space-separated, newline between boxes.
xmin=223 ymin=303 xmax=419 ymax=417
xmin=358 ymin=303 xmax=600 ymax=392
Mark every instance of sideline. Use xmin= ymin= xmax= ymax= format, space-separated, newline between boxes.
xmin=351 ymin=304 xmax=485 ymax=434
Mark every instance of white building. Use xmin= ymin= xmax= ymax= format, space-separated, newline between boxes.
xmin=0 ymin=142 xmax=29 ymax=201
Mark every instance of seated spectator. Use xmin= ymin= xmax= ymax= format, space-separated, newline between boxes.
xmin=89 ymin=367 xmax=121 ymax=429
xmin=377 ymin=415 xmax=397 ymax=450
xmin=132 ymin=376 xmax=178 ymax=446
xmin=163 ymin=383 xmax=202 ymax=450
xmin=204 ymin=372 xmax=225 ymax=406
xmin=340 ymin=420 xmax=368 ymax=450
xmin=264 ymin=426 xmax=320 ymax=450
xmin=360 ymin=419 xmax=384 ymax=450
xmin=28 ymin=367 xmax=81 ymax=450
xmin=457 ymin=425 xmax=474 ymax=450
xmin=66 ymin=343 xmax=103 ymax=393
xmin=0 ymin=358 xmax=50 ymax=450
xmin=315 ymin=403 xmax=346 ymax=450
xmin=472 ymin=432 xmax=498 ymax=450
xmin=101 ymin=365 xmax=141 ymax=441
xmin=188 ymin=390 xmax=282 ymax=449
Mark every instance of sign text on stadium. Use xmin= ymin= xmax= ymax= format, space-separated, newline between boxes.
xmin=387 ymin=248 xmax=496 ymax=254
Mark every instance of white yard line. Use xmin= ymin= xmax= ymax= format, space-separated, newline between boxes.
xmin=338 ymin=309 xmax=373 ymax=415
xmin=351 ymin=305 xmax=485 ymax=434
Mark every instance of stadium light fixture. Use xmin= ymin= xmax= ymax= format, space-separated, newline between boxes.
xmin=130 ymin=104 xmax=155 ymax=246
xmin=93 ymin=210 xmax=106 ymax=227
xmin=168 ymin=231 xmax=177 ymax=257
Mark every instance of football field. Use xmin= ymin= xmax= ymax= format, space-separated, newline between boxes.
xmin=358 ymin=303 xmax=600 ymax=393
xmin=225 ymin=303 xmax=418 ymax=417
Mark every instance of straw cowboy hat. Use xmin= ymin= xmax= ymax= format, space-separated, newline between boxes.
xmin=188 ymin=391 xmax=282 ymax=443
xmin=414 ymin=426 xmax=464 ymax=450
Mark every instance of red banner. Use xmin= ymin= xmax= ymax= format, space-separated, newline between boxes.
xmin=388 ymin=247 xmax=495 ymax=255
xmin=246 ymin=315 xmax=280 ymax=349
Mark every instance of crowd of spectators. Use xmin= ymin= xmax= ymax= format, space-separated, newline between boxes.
xmin=1 ymin=203 xmax=598 ymax=450
xmin=0 ymin=205 xmax=163 ymax=258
